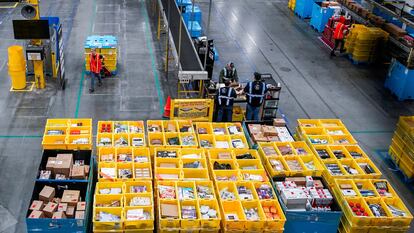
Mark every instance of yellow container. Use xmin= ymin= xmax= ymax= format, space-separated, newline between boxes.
xmin=383 ymin=197 xmax=413 ymax=226
xmin=352 ymin=179 xmax=379 ymax=198
xmin=93 ymin=207 xmax=123 ymax=230
xmin=99 ymin=147 xmax=116 ymax=163
xmin=252 ymin=182 xmax=277 ymax=200
xmin=158 ymin=199 xmax=181 ymax=228
xmin=216 ymin=182 xmax=239 ymax=200
xmin=214 ymin=135 xmax=232 ymax=149
xmin=212 ymin=123 xmax=229 ymax=135
xmin=291 ymin=141 xmax=313 ymax=156
xmin=95 ymin=182 xmax=124 ymax=195
xmin=67 ymin=134 xmax=92 ymax=150
xmin=104 ymin=59 xmax=117 ymax=67
xmin=226 ymin=122 xmax=244 ymax=135
xmin=147 ymin=120 xmax=164 ymax=133
xmin=182 ymin=168 xmax=209 ymax=180
xmin=301 ymin=127 xmax=326 ymax=136
xmin=8 ymin=70 xmax=26 ymax=89
xmin=210 ymin=159 xmax=238 ymax=171
xmin=236 ymin=181 xmax=259 ymax=200
xmin=46 ymin=119 xmax=69 ymax=127
xmin=195 ymin=122 xmax=213 ymax=135
xmin=241 ymin=200 xmax=266 ymax=231
xmin=42 ymin=135 xmax=67 ymax=150
xmin=98 ymin=121 xmax=114 ymax=133
xmin=262 ymin=201 xmax=285 ymax=230
xmin=128 ymin=121 xmax=144 ymax=133
xmin=8 ymin=45 xmax=26 ymax=70
xmin=163 ymin=121 xmax=179 ymax=133
xmin=116 ymin=147 xmax=133 ymax=161
xmin=198 ymin=199 xmax=221 ymax=228
xmin=233 ymin=149 xmax=259 ymax=160
xmin=230 ymin=135 xmax=248 ymax=149
xmin=180 ymin=133 xmax=198 ymax=147
xmin=98 ymin=162 xmax=117 ymax=181
xmin=97 ymin=133 xmax=114 ymax=147
xmin=148 ymin=133 xmax=165 ymax=147
xmin=231 ymin=106 xmax=245 ymax=122
xmin=306 ymin=135 xmax=332 ymax=145
xmin=264 ymin=156 xmax=289 ymax=177
xmin=70 ymin=118 xmax=92 ymax=127
xmin=340 ymin=159 xmax=365 ymax=178
xmin=130 ymin=133 xmax=146 ymax=147
xmin=221 ymin=201 xmax=246 ymax=230
xmin=258 ymin=142 xmax=280 ymax=157
xmin=177 ymin=120 xmax=195 ymax=133
xmin=207 ymin=148 xmax=234 ymax=160
xmin=370 ymin=179 xmax=398 ymax=198
xmin=355 ymin=159 xmax=382 ymax=179
xmin=68 ymin=126 xmax=91 ymax=135
xmin=176 ymin=181 xmax=197 ymax=200
xmin=180 ymin=199 xmax=200 ymax=229
xmin=165 ymin=132 xmax=181 ymax=146
xmin=334 ymin=179 xmax=360 ymax=199
xmin=195 ymin=180 xmax=216 ymax=200
xmin=94 ymin=194 xmax=123 ymax=208
xmin=155 ymin=167 xmax=181 ymax=180
xmin=124 ymin=193 xmax=153 ymax=207
xmin=100 ymin=48 xmax=117 ymax=54
xmin=198 ymin=134 xmax=216 ymax=148
xmin=343 ymin=197 xmax=373 ymax=226
xmin=240 ymin=169 xmax=269 ymax=182
xmin=181 ymin=148 xmax=205 ymax=159
xmin=331 ymin=134 xmax=358 ymax=145
xmin=284 ymin=156 xmax=307 ymax=176
xmin=365 ymin=198 xmax=393 ymax=226
xmin=236 ymin=159 xmax=264 ymax=171
xmin=116 ymin=162 xmax=134 ymax=180
xmin=44 ymin=126 xmax=67 ymax=136
xmin=275 ymin=142 xmax=296 ymax=156
xmin=301 ymin=155 xmax=324 ymax=176
xmin=114 ymin=133 xmax=130 ymax=147
xmin=297 ymin=119 xmax=322 ymax=128
xmin=313 ymin=145 xmax=336 ymax=160
xmin=124 ymin=206 xmax=154 ymax=230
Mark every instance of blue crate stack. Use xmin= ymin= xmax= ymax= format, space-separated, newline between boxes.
xmin=182 ymin=4 xmax=202 ymax=25
xmin=310 ymin=2 xmax=334 ymax=32
xmin=385 ymin=59 xmax=414 ymax=101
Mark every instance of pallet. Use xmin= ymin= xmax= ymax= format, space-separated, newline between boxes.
xmin=387 ymin=154 xmax=414 ymax=183
xmin=294 ymin=11 xmax=311 ymax=20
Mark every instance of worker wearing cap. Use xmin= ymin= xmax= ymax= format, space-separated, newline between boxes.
xmin=244 ymin=72 xmax=268 ymax=121
xmin=219 ymin=62 xmax=238 ymax=83
xmin=89 ymin=48 xmax=103 ymax=93
xmin=331 ymin=13 xmax=349 ymax=57
xmin=216 ymin=80 xmax=237 ymax=122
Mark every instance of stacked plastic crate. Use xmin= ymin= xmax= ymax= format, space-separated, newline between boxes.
xmin=333 ymin=179 xmax=413 ymax=233
xmin=84 ymin=35 xmax=118 ymax=75
xmin=154 ymin=148 xmax=221 ymax=232
xmin=295 ymin=119 xmax=413 ymax=232
xmin=207 ymin=149 xmax=286 ymax=233
xmin=93 ymin=120 xmax=153 ymax=232
xmin=195 ymin=122 xmax=249 ymax=149
xmin=42 ymin=118 xmax=92 ymax=150
xmin=389 ymin=116 xmax=414 ymax=180
xmin=96 ymin=121 xmax=146 ymax=148
xmin=344 ymin=24 xmax=388 ymax=63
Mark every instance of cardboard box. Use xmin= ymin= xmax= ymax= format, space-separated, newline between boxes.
xmin=267 ymin=136 xmax=280 ymax=142
xmin=273 ymin=118 xmax=286 ymax=127
xmin=61 ymin=190 xmax=80 ymax=206
xmin=52 ymin=211 xmax=66 ymax=219
xmin=58 ymin=203 xmax=68 ymax=212
xmin=46 ymin=157 xmax=56 ymax=173
xmin=84 ymin=165 xmax=90 ymax=175
xmin=262 ymin=126 xmax=278 ymax=137
xmin=29 ymin=200 xmax=44 ymax=211
xmin=75 ymin=211 xmax=85 ymax=219
xmin=66 ymin=206 xmax=75 ymax=218
xmin=28 ymin=210 xmax=45 ymax=219
xmin=55 ymin=154 xmax=73 ymax=177
xmin=248 ymin=124 xmax=262 ymax=134
xmin=43 ymin=202 xmax=58 ymax=218
xmin=252 ymin=133 xmax=268 ymax=142
xmin=77 ymin=201 xmax=86 ymax=211
xmin=71 ymin=166 xmax=85 ymax=179
xmin=286 ymin=177 xmax=306 ymax=186
xmin=383 ymin=23 xmax=406 ymax=38
xmin=39 ymin=186 xmax=55 ymax=202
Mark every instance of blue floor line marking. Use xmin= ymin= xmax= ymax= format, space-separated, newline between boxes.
xmin=141 ymin=0 xmax=165 ymax=115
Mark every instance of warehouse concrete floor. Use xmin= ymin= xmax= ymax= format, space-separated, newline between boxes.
xmin=0 ymin=0 xmax=413 ymax=232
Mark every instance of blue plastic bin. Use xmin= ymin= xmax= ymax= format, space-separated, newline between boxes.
xmin=310 ymin=2 xmax=334 ymax=32
xmin=385 ymin=59 xmax=414 ymax=101
xmin=187 ymin=21 xmax=202 ymax=38
xmin=26 ymin=150 xmax=93 ymax=233
xmin=85 ymin=35 xmax=117 ymax=49
xmin=183 ymin=5 xmax=202 ymax=25
xmin=176 ymin=0 xmax=192 ymax=7
xmin=271 ymin=177 xmax=343 ymax=233
xmin=295 ymin=0 xmax=316 ymax=19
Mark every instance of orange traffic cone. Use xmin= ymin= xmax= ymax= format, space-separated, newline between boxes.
xmin=163 ymin=96 xmax=171 ymax=118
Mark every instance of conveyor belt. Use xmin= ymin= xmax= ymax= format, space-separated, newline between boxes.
xmin=161 ymin=0 xmax=203 ymax=71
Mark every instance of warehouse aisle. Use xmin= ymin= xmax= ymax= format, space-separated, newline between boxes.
xmin=0 ymin=0 xmax=165 ymax=232
xmin=197 ymin=0 xmax=414 ymax=228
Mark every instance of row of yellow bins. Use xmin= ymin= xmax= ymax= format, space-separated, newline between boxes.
xmin=344 ymin=24 xmax=389 ymax=63
xmin=8 ymin=45 xmax=26 ymax=90
xmin=42 ymin=118 xmax=93 ymax=150
xmin=295 ymin=119 xmax=413 ymax=232
xmin=389 ymin=116 xmax=414 ymax=179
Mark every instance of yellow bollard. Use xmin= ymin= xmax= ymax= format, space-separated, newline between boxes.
xmin=7 ymin=45 xmax=26 ymax=90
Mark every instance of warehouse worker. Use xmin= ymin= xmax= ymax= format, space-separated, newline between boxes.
xmin=244 ymin=72 xmax=268 ymax=121
xmin=89 ymin=48 xmax=103 ymax=93
xmin=219 ymin=62 xmax=238 ymax=83
xmin=330 ymin=16 xmax=349 ymax=57
xmin=216 ymin=80 xmax=237 ymax=122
